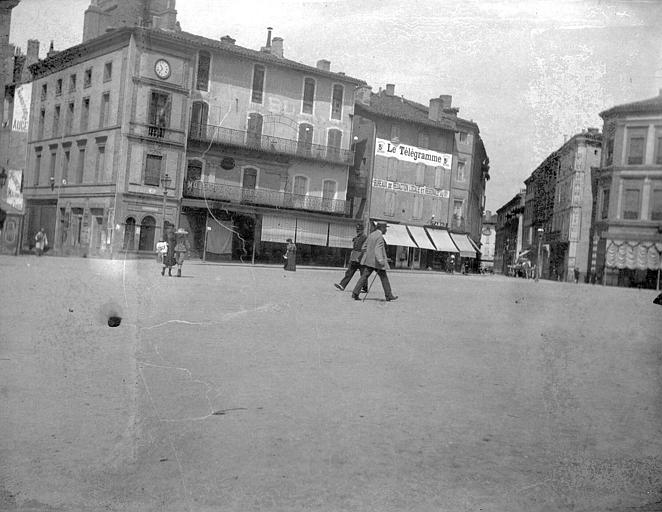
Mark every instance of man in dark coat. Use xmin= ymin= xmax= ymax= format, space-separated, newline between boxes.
xmin=351 ymin=222 xmax=397 ymax=302
xmin=335 ymin=223 xmax=368 ymax=292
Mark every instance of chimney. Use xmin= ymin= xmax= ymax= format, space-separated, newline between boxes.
xmin=46 ymin=40 xmax=59 ymax=58
xmin=271 ymin=36 xmax=283 ymax=58
xmin=26 ymin=39 xmax=40 ymax=66
xmin=587 ymin=127 xmax=599 ymax=134
xmin=439 ymin=94 xmax=452 ymax=110
xmin=260 ymin=27 xmax=273 ymax=53
xmin=385 ymin=83 xmax=395 ymax=96
xmin=355 ymin=85 xmax=372 ymax=105
xmin=220 ymin=35 xmax=236 ymax=44
xmin=316 ymin=59 xmax=330 ymax=71
xmin=428 ymin=97 xmax=443 ymax=121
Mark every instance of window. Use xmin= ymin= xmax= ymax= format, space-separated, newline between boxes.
xmin=242 ymin=168 xmax=258 ymax=201
xmin=103 ymin=62 xmax=112 ymax=82
xmin=384 ymin=191 xmax=396 ymax=216
xmin=99 ymin=93 xmax=110 ymax=128
xmin=148 ymin=91 xmax=170 ymax=128
xmin=62 ymin=150 xmax=70 ymax=182
xmin=185 ymin=160 xmax=202 ymax=185
xmin=652 ymin=190 xmax=662 ymax=220
xmin=34 ymin=152 xmax=42 ymax=185
xmin=298 ymin=123 xmax=313 ymax=155
xmin=56 ymin=79 xmax=62 ymax=96
xmin=415 ymin=163 xmax=425 ymax=185
xmin=605 ymin=138 xmax=614 ymax=166
xmin=418 ymin=132 xmax=429 ymax=149
xmin=144 ymin=154 xmax=162 ymax=186
xmin=453 ymin=199 xmax=463 ymax=227
xmin=623 ymin=188 xmax=640 ymax=219
xmin=601 ymin=188 xmax=609 ymax=219
xmin=386 ymin=157 xmax=397 ymax=180
xmin=390 ymin=124 xmax=400 ymax=142
xmin=69 ymin=74 xmax=76 ymax=92
xmin=138 ymin=216 xmax=156 ymax=251
xmin=81 ymin=97 xmax=90 ymax=132
xmin=95 ymin=145 xmax=106 ymax=182
xmin=41 ymin=84 xmax=47 ymax=101
xmin=189 ymin=101 xmax=209 ymax=139
xmin=302 ymin=78 xmax=315 ymax=114
xmin=53 ymin=105 xmax=60 ymax=136
xmin=251 ymin=65 xmax=265 ymax=104
xmin=331 ymin=84 xmax=343 ymax=120
xmin=65 ymin=102 xmax=74 ymax=135
xmin=196 ymin=51 xmax=210 ymax=91
xmin=626 ymin=128 xmax=647 ymax=165
xmin=38 ymin=109 xmax=45 ymax=139
xmin=459 ymin=132 xmax=468 ymax=143
xmin=434 ymin=167 xmax=443 ymax=188
xmin=322 ymin=179 xmax=336 ymax=210
xmin=293 ymin=175 xmax=308 ymax=196
xmin=655 ymin=133 xmax=662 ymax=165
xmin=457 ymin=160 xmax=466 ymax=181
xmin=327 ymin=129 xmax=341 ymax=159
xmin=49 ymin=151 xmax=57 ymax=183
xmin=84 ymin=68 xmax=92 ymax=88
xmin=413 ymin=195 xmax=423 ymax=219
xmin=123 ymin=217 xmax=136 ymax=250
xmin=247 ymin=113 xmax=263 ymax=148
xmin=76 ymin=147 xmax=85 ymax=184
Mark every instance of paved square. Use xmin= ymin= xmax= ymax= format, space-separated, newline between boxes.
xmin=1 ymin=255 xmax=661 ymax=511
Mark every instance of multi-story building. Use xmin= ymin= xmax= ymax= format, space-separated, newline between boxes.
xmin=352 ymin=85 xmax=488 ymax=271
xmin=590 ymin=91 xmax=662 ymax=289
xmin=22 ymin=2 xmax=365 ymax=263
xmin=495 ymin=191 xmax=524 ymax=275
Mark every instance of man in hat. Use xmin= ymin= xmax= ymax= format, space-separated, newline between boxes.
xmin=351 ymin=222 xmax=397 ymax=302
xmin=334 ymin=223 xmax=368 ymax=292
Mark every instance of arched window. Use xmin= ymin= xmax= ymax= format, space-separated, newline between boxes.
xmin=293 ymin=175 xmax=308 ymax=196
xmin=297 ymin=123 xmax=313 ymax=156
xmin=196 ymin=51 xmax=210 ymax=91
xmin=123 ymin=217 xmax=136 ymax=250
xmin=138 ymin=215 xmax=156 ymax=251
xmin=190 ymin=101 xmax=209 ymax=139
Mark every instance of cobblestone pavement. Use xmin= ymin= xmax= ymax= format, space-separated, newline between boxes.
xmin=1 ymin=255 xmax=661 ymax=512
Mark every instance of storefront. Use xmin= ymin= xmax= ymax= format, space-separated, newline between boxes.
xmin=604 ymin=239 xmax=662 ymax=289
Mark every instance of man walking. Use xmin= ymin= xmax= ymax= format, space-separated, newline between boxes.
xmin=351 ymin=222 xmax=397 ymax=302
xmin=335 ymin=223 xmax=368 ymax=292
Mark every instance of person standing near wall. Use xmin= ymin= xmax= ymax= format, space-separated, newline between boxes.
xmin=173 ymin=228 xmax=189 ymax=277
xmin=284 ymin=238 xmax=297 ymax=271
xmin=34 ymin=228 xmax=48 ymax=256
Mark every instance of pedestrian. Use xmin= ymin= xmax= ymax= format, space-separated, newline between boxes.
xmin=34 ymin=228 xmax=48 ymax=256
xmin=334 ymin=223 xmax=368 ymax=292
xmin=284 ymin=238 xmax=296 ymax=271
xmin=173 ymin=228 xmax=189 ymax=277
xmin=573 ymin=267 xmax=580 ymax=284
xmin=448 ymin=254 xmax=455 ymax=273
xmin=351 ymin=222 xmax=397 ymax=302
xmin=156 ymin=237 xmax=168 ymax=264
xmin=161 ymin=227 xmax=176 ymax=276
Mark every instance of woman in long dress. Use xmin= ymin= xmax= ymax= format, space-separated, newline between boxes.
xmin=284 ymin=238 xmax=296 ymax=271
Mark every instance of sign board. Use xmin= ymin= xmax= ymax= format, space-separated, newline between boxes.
xmin=6 ymin=170 xmax=24 ymax=212
xmin=11 ymin=83 xmax=31 ymax=133
xmin=372 ymin=178 xmax=449 ymax=198
xmin=375 ymin=138 xmax=452 ymax=169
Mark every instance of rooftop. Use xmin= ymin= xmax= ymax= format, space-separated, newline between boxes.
xmin=599 ymin=90 xmax=662 ymax=118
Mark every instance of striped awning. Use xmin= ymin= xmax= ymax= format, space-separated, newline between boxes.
xmin=383 ymin=223 xmax=418 ymax=248
xmin=328 ymin=223 xmax=356 ymax=249
xmin=407 ymin=225 xmax=436 ymax=250
xmin=425 ymin=228 xmax=458 ymax=253
xmin=261 ymin=215 xmax=296 ymax=243
xmin=296 ymin=218 xmax=328 ymax=247
xmin=605 ymin=240 xmax=662 ymax=270
xmin=449 ymin=233 xmax=477 ymax=258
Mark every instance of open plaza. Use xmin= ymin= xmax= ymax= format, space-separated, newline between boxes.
xmin=1 ymin=254 xmax=661 ymax=512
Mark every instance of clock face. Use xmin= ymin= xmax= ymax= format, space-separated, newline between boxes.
xmin=154 ymin=59 xmax=171 ymax=79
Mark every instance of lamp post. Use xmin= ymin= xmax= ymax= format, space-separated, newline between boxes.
xmin=161 ymin=173 xmax=172 ymax=237
xmin=536 ymin=227 xmax=544 ymax=282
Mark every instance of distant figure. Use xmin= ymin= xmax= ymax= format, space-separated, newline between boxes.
xmin=573 ymin=267 xmax=580 ymax=284
xmin=161 ymin=228 xmax=176 ymax=276
xmin=335 ymin=223 xmax=368 ymax=292
xmin=351 ymin=222 xmax=397 ymax=302
xmin=156 ymin=238 xmax=168 ymax=264
xmin=284 ymin=238 xmax=296 ymax=271
xmin=34 ymin=228 xmax=48 ymax=256
xmin=174 ymin=228 xmax=189 ymax=277
xmin=448 ymin=254 xmax=455 ymax=273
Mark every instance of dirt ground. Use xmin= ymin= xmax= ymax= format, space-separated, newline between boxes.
xmin=1 ymin=254 xmax=661 ymax=512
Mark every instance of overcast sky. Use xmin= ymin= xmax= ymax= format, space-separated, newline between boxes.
xmin=9 ymin=0 xmax=662 ymax=212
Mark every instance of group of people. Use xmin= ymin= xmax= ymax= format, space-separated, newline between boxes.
xmin=157 ymin=227 xmax=189 ymax=277
xmin=334 ymin=221 xmax=398 ymax=302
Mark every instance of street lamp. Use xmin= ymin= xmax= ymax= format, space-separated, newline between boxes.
xmin=161 ymin=173 xmax=172 ymax=236
xmin=536 ymin=227 xmax=544 ymax=282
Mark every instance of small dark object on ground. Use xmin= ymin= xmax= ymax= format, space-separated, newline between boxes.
xmin=108 ymin=316 xmax=122 ymax=327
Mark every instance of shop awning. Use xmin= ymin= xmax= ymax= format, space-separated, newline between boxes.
xmin=606 ymin=240 xmax=662 ymax=270
xmin=468 ymin=236 xmax=482 ymax=255
xmin=383 ymin=223 xmax=418 ymax=248
xmin=261 ymin=215 xmax=296 ymax=243
xmin=328 ymin=222 xmax=355 ymax=249
xmin=449 ymin=233 xmax=477 ymax=258
xmin=296 ymin=218 xmax=328 ymax=246
xmin=407 ymin=225 xmax=436 ymax=250
xmin=425 ymin=228 xmax=458 ymax=253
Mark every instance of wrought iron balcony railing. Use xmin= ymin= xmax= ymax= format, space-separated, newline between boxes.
xmin=185 ymin=180 xmax=350 ymax=215
xmin=188 ymin=123 xmax=354 ymax=165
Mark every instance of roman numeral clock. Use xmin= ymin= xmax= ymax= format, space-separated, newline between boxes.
xmin=154 ymin=59 xmax=171 ymax=80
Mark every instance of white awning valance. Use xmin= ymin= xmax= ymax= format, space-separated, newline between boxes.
xmin=449 ymin=233 xmax=477 ymax=258
xmin=425 ymin=228 xmax=458 ymax=252
xmin=605 ymin=239 xmax=661 ymax=270
xmin=383 ymin=223 xmax=418 ymax=248
xmin=407 ymin=225 xmax=436 ymax=250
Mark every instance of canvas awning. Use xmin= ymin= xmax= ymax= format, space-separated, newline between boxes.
xmin=406 ymin=225 xmax=436 ymax=251
xmin=605 ymin=239 xmax=662 ymax=270
xmin=296 ymin=218 xmax=328 ymax=246
xmin=261 ymin=215 xmax=296 ymax=243
xmin=328 ymin=222 xmax=355 ymax=249
xmin=383 ymin=223 xmax=418 ymax=248
xmin=449 ymin=233 xmax=477 ymax=258
xmin=425 ymin=228 xmax=458 ymax=253
xmin=468 ymin=236 xmax=482 ymax=254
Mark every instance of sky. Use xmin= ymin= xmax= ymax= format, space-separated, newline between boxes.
xmin=9 ymin=0 xmax=662 ymax=212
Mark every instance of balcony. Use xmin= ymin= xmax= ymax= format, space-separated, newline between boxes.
xmin=185 ymin=180 xmax=350 ymax=215
xmin=188 ymin=123 xmax=354 ymax=165
xmin=128 ymin=122 xmax=186 ymax=145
